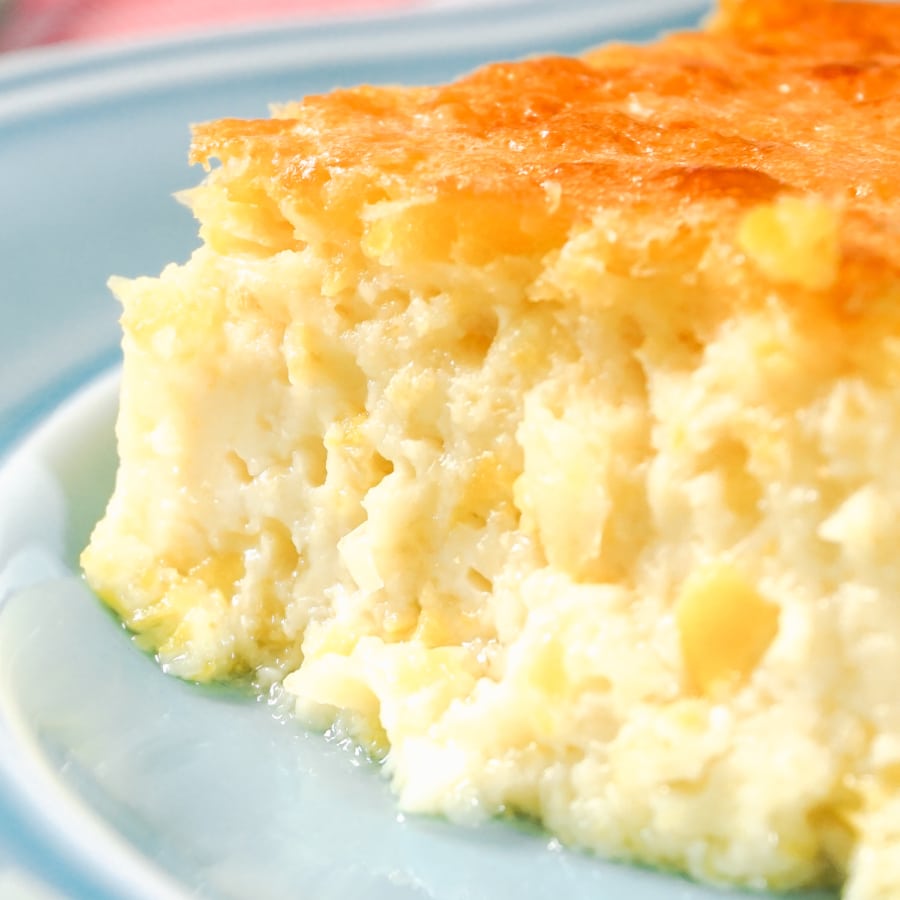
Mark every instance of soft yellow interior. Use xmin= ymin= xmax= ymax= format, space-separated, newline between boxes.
xmin=82 ymin=166 xmax=900 ymax=897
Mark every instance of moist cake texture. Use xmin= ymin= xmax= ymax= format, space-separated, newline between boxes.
xmin=82 ymin=1 xmax=900 ymax=895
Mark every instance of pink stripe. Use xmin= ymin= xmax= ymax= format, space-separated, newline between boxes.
xmin=0 ymin=0 xmax=420 ymax=50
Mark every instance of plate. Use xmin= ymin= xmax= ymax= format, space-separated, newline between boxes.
xmin=0 ymin=3 xmax=836 ymax=899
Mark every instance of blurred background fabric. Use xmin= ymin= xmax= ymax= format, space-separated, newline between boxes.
xmin=0 ymin=0 xmax=492 ymax=51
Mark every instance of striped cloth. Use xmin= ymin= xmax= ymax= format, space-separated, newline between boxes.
xmin=0 ymin=0 xmax=438 ymax=51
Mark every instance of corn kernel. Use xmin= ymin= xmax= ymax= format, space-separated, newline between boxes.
xmin=676 ymin=563 xmax=779 ymax=694
xmin=738 ymin=196 xmax=839 ymax=291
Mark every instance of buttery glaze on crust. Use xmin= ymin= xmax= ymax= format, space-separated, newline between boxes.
xmin=191 ymin=0 xmax=900 ymax=284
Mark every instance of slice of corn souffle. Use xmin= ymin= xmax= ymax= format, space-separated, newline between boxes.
xmin=83 ymin=1 xmax=900 ymax=895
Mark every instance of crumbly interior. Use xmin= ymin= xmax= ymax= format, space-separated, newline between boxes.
xmin=83 ymin=190 xmax=900 ymax=896
xmin=81 ymin=2 xmax=900 ymax=896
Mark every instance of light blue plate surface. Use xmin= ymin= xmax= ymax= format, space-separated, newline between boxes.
xmin=0 ymin=4 xmax=838 ymax=899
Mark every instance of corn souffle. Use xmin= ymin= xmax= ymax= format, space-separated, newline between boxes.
xmin=82 ymin=1 xmax=900 ymax=895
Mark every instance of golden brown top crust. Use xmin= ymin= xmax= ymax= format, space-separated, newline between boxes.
xmin=190 ymin=0 xmax=900 ymax=276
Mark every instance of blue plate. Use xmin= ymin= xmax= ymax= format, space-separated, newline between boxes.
xmin=0 ymin=3 xmax=836 ymax=898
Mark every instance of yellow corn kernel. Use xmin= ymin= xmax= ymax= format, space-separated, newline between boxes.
xmin=738 ymin=196 xmax=839 ymax=291
xmin=676 ymin=563 xmax=779 ymax=694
